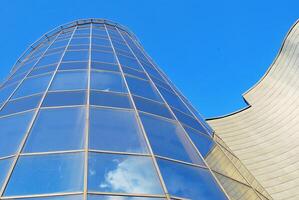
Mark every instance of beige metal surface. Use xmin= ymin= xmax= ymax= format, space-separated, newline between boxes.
xmin=207 ymin=20 xmax=299 ymax=200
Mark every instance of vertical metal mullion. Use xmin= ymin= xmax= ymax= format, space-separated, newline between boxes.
xmin=0 ymin=29 xmax=74 ymax=197
xmin=117 ymin=28 xmax=231 ymax=200
xmin=83 ymin=22 xmax=93 ymax=200
xmin=104 ymin=24 xmax=170 ymax=200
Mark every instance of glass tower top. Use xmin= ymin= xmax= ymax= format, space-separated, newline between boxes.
xmin=0 ymin=19 xmax=269 ymax=200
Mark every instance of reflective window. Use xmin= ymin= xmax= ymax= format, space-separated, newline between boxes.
xmin=88 ymin=195 xmax=164 ymax=200
xmin=0 ymin=83 xmax=18 ymax=105
xmin=16 ymin=195 xmax=83 ymax=200
xmin=133 ymin=96 xmax=173 ymax=119
xmin=89 ymin=108 xmax=148 ymax=153
xmin=23 ymin=107 xmax=86 ymax=153
xmin=50 ymin=71 xmax=88 ymax=91
xmin=118 ymin=55 xmax=142 ymax=71
xmin=173 ymin=109 xmax=208 ymax=135
xmin=157 ymin=159 xmax=228 ymax=200
xmin=4 ymin=153 xmax=84 ymax=196
xmin=63 ymin=50 xmax=89 ymax=62
xmin=88 ymin=153 xmax=163 ymax=194
xmin=126 ymin=76 xmax=162 ymax=102
xmin=59 ymin=62 xmax=88 ymax=70
xmin=70 ymin=38 xmax=90 ymax=45
xmin=0 ymin=158 xmax=13 ymax=188
xmin=92 ymin=38 xmax=110 ymax=46
xmin=37 ymin=52 xmax=64 ymax=67
xmin=122 ymin=67 xmax=147 ymax=80
xmin=157 ymin=86 xmax=192 ymax=115
xmin=90 ymin=91 xmax=131 ymax=109
xmin=0 ymin=94 xmax=42 ymax=116
xmin=140 ymin=113 xmax=204 ymax=165
xmin=0 ymin=111 xmax=34 ymax=157
xmin=42 ymin=91 xmax=87 ymax=107
xmin=91 ymin=62 xmax=119 ymax=72
xmin=184 ymin=126 xmax=215 ymax=157
xmin=29 ymin=65 xmax=56 ymax=77
xmin=92 ymin=51 xmax=116 ymax=63
xmin=91 ymin=71 xmax=127 ymax=93
xmin=12 ymin=73 xmax=53 ymax=99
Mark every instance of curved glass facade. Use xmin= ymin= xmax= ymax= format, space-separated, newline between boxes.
xmin=0 ymin=19 xmax=269 ymax=200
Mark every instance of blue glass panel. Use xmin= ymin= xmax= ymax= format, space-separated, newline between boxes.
xmin=88 ymin=195 xmax=164 ymax=200
xmin=42 ymin=91 xmax=87 ymax=107
xmin=0 ymin=111 xmax=34 ymax=157
xmin=12 ymin=73 xmax=53 ymax=99
xmin=91 ymin=62 xmax=119 ymax=72
xmin=92 ymin=38 xmax=110 ymax=46
xmin=91 ymin=71 xmax=127 ymax=93
xmin=88 ymin=153 xmax=163 ymax=194
xmin=133 ymin=96 xmax=173 ymax=119
xmin=5 ymin=72 xmax=27 ymax=86
xmin=0 ymin=83 xmax=19 ymax=104
xmin=63 ymin=50 xmax=89 ymax=62
xmin=90 ymin=91 xmax=131 ymax=109
xmin=37 ymin=52 xmax=64 ymax=67
xmin=122 ymin=67 xmax=147 ymax=80
xmin=68 ymin=45 xmax=89 ymax=50
xmin=157 ymin=86 xmax=192 ymax=115
xmin=184 ymin=126 xmax=215 ymax=157
xmin=126 ymin=76 xmax=162 ymax=102
xmin=92 ymin=51 xmax=116 ymax=63
xmin=92 ymin=45 xmax=112 ymax=52
xmin=23 ymin=107 xmax=86 ymax=153
xmin=59 ymin=62 xmax=88 ymax=70
xmin=89 ymin=108 xmax=148 ymax=153
xmin=118 ymin=55 xmax=142 ymax=71
xmin=0 ymin=158 xmax=13 ymax=188
xmin=140 ymin=113 xmax=204 ymax=165
xmin=70 ymin=38 xmax=90 ymax=45
xmin=173 ymin=109 xmax=209 ymax=135
xmin=17 ymin=195 xmax=83 ymax=200
xmin=50 ymin=71 xmax=88 ymax=91
xmin=4 ymin=153 xmax=84 ymax=196
xmin=157 ymin=159 xmax=228 ymax=200
xmin=29 ymin=65 xmax=56 ymax=77
xmin=0 ymin=94 xmax=42 ymax=116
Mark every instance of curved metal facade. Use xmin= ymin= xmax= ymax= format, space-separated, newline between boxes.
xmin=0 ymin=19 xmax=235 ymax=200
xmin=208 ymin=20 xmax=299 ymax=200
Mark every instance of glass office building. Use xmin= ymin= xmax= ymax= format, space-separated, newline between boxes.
xmin=0 ymin=19 xmax=270 ymax=200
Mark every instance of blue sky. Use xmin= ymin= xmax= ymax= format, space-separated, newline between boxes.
xmin=0 ymin=0 xmax=298 ymax=118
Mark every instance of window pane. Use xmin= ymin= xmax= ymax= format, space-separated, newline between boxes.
xmin=88 ymin=195 xmax=164 ymax=200
xmin=0 ymin=158 xmax=13 ymax=188
xmin=29 ymin=65 xmax=56 ymax=77
xmin=16 ymin=195 xmax=83 ymax=200
xmin=88 ymin=153 xmax=163 ymax=194
xmin=91 ymin=71 xmax=127 ymax=93
xmin=91 ymin=62 xmax=119 ymax=72
xmin=0 ymin=94 xmax=42 ymax=116
xmin=118 ymin=55 xmax=142 ymax=71
xmin=59 ymin=62 xmax=88 ymax=70
xmin=126 ymin=76 xmax=162 ymax=102
xmin=133 ymin=96 xmax=173 ymax=119
xmin=0 ymin=83 xmax=19 ymax=105
xmin=37 ymin=52 xmax=64 ymax=67
xmin=4 ymin=153 xmax=84 ymax=196
xmin=173 ymin=109 xmax=208 ymax=134
xmin=12 ymin=73 xmax=53 ymax=99
xmin=23 ymin=107 xmax=86 ymax=153
xmin=123 ymin=67 xmax=147 ymax=80
xmin=140 ymin=113 xmax=204 ymax=165
xmin=157 ymin=159 xmax=228 ymax=200
xmin=50 ymin=71 xmax=88 ymax=91
xmin=42 ymin=91 xmax=87 ymax=107
xmin=157 ymin=86 xmax=192 ymax=115
xmin=0 ymin=111 xmax=34 ymax=157
xmin=90 ymin=91 xmax=131 ymax=109
xmin=63 ymin=50 xmax=89 ymax=62
xmin=92 ymin=51 xmax=116 ymax=63
xmin=184 ymin=126 xmax=215 ymax=157
xmin=89 ymin=108 xmax=148 ymax=153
